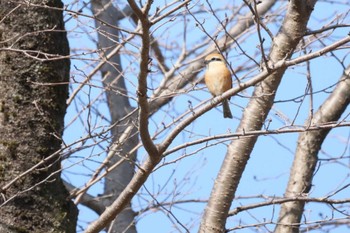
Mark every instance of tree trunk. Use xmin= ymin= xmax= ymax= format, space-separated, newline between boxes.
xmin=0 ymin=1 xmax=77 ymax=232
xmin=90 ymin=1 xmax=138 ymax=232
xmin=274 ymin=66 xmax=350 ymax=233
xmin=199 ymin=1 xmax=317 ymax=232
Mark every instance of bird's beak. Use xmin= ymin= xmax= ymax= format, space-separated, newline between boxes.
xmin=203 ymin=60 xmax=210 ymax=69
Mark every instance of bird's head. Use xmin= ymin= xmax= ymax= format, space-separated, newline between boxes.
xmin=204 ymin=53 xmax=225 ymax=66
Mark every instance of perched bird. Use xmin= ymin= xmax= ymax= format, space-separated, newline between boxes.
xmin=204 ymin=53 xmax=233 ymax=118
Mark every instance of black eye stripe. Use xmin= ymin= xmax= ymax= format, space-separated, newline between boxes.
xmin=204 ymin=57 xmax=222 ymax=65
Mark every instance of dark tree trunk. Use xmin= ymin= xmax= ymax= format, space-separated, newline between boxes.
xmin=0 ymin=1 xmax=77 ymax=232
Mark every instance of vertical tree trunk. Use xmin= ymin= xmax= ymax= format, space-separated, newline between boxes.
xmin=274 ymin=66 xmax=350 ymax=233
xmin=0 ymin=1 xmax=77 ymax=232
xmin=90 ymin=1 xmax=138 ymax=232
xmin=199 ymin=1 xmax=317 ymax=232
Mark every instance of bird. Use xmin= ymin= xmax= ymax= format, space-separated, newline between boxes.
xmin=204 ymin=53 xmax=233 ymax=119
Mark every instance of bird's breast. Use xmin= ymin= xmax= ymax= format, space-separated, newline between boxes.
xmin=204 ymin=65 xmax=232 ymax=97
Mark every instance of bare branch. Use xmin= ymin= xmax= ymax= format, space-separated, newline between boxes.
xmin=64 ymin=180 xmax=105 ymax=215
xmin=128 ymin=0 xmax=159 ymax=158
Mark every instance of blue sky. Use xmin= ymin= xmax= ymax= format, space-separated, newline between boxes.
xmin=61 ymin=1 xmax=350 ymax=232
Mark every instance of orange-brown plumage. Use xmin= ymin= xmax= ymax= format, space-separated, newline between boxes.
xmin=204 ymin=53 xmax=233 ymax=118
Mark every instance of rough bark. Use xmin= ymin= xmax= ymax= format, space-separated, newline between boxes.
xmin=0 ymin=1 xmax=77 ymax=232
xmin=199 ymin=1 xmax=317 ymax=232
xmin=274 ymin=66 xmax=350 ymax=233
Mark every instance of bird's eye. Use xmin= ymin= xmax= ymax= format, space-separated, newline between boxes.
xmin=211 ymin=57 xmax=222 ymax=61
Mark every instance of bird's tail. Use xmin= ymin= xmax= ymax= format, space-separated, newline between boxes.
xmin=222 ymin=99 xmax=233 ymax=119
